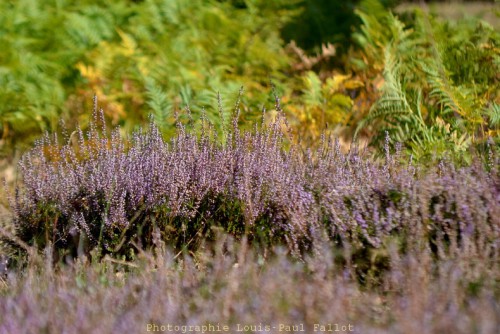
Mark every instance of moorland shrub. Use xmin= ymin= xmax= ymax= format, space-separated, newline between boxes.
xmin=4 ymin=98 xmax=499 ymax=266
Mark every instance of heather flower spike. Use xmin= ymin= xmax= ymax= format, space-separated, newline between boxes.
xmin=4 ymin=98 xmax=498 ymax=261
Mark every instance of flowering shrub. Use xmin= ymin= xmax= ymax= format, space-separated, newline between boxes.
xmin=0 ymin=233 xmax=497 ymax=334
xmin=1 ymin=232 xmax=498 ymax=334
xmin=7 ymin=100 xmax=499 ymax=263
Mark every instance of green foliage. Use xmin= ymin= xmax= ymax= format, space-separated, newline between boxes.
xmin=286 ymin=71 xmax=362 ymax=143
xmin=0 ymin=0 xmax=131 ymax=149
xmin=0 ymin=0 xmax=297 ymax=152
xmin=281 ymin=0 xmax=397 ymax=54
xmin=351 ymin=6 xmax=500 ymax=163
xmin=1 ymin=0 xmax=498 ymax=164
xmin=144 ymin=78 xmax=174 ymax=136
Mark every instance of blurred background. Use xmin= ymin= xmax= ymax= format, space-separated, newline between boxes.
xmin=0 ymin=0 xmax=498 ymax=191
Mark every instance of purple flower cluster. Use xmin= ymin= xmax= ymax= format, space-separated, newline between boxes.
xmin=8 ymin=107 xmax=500 ymax=258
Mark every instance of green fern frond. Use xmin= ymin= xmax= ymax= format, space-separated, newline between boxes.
xmin=144 ymin=78 xmax=172 ymax=134
xmin=485 ymin=103 xmax=500 ymax=128
xmin=302 ymin=71 xmax=323 ymax=107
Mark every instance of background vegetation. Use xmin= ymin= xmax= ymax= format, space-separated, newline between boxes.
xmin=1 ymin=0 xmax=497 ymax=161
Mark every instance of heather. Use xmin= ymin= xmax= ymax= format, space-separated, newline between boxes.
xmin=0 ymin=234 xmax=498 ymax=333
xmin=4 ymin=98 xmax=500 ymax=276
xmin=0 ymin=101 xmax=499 ymax=334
